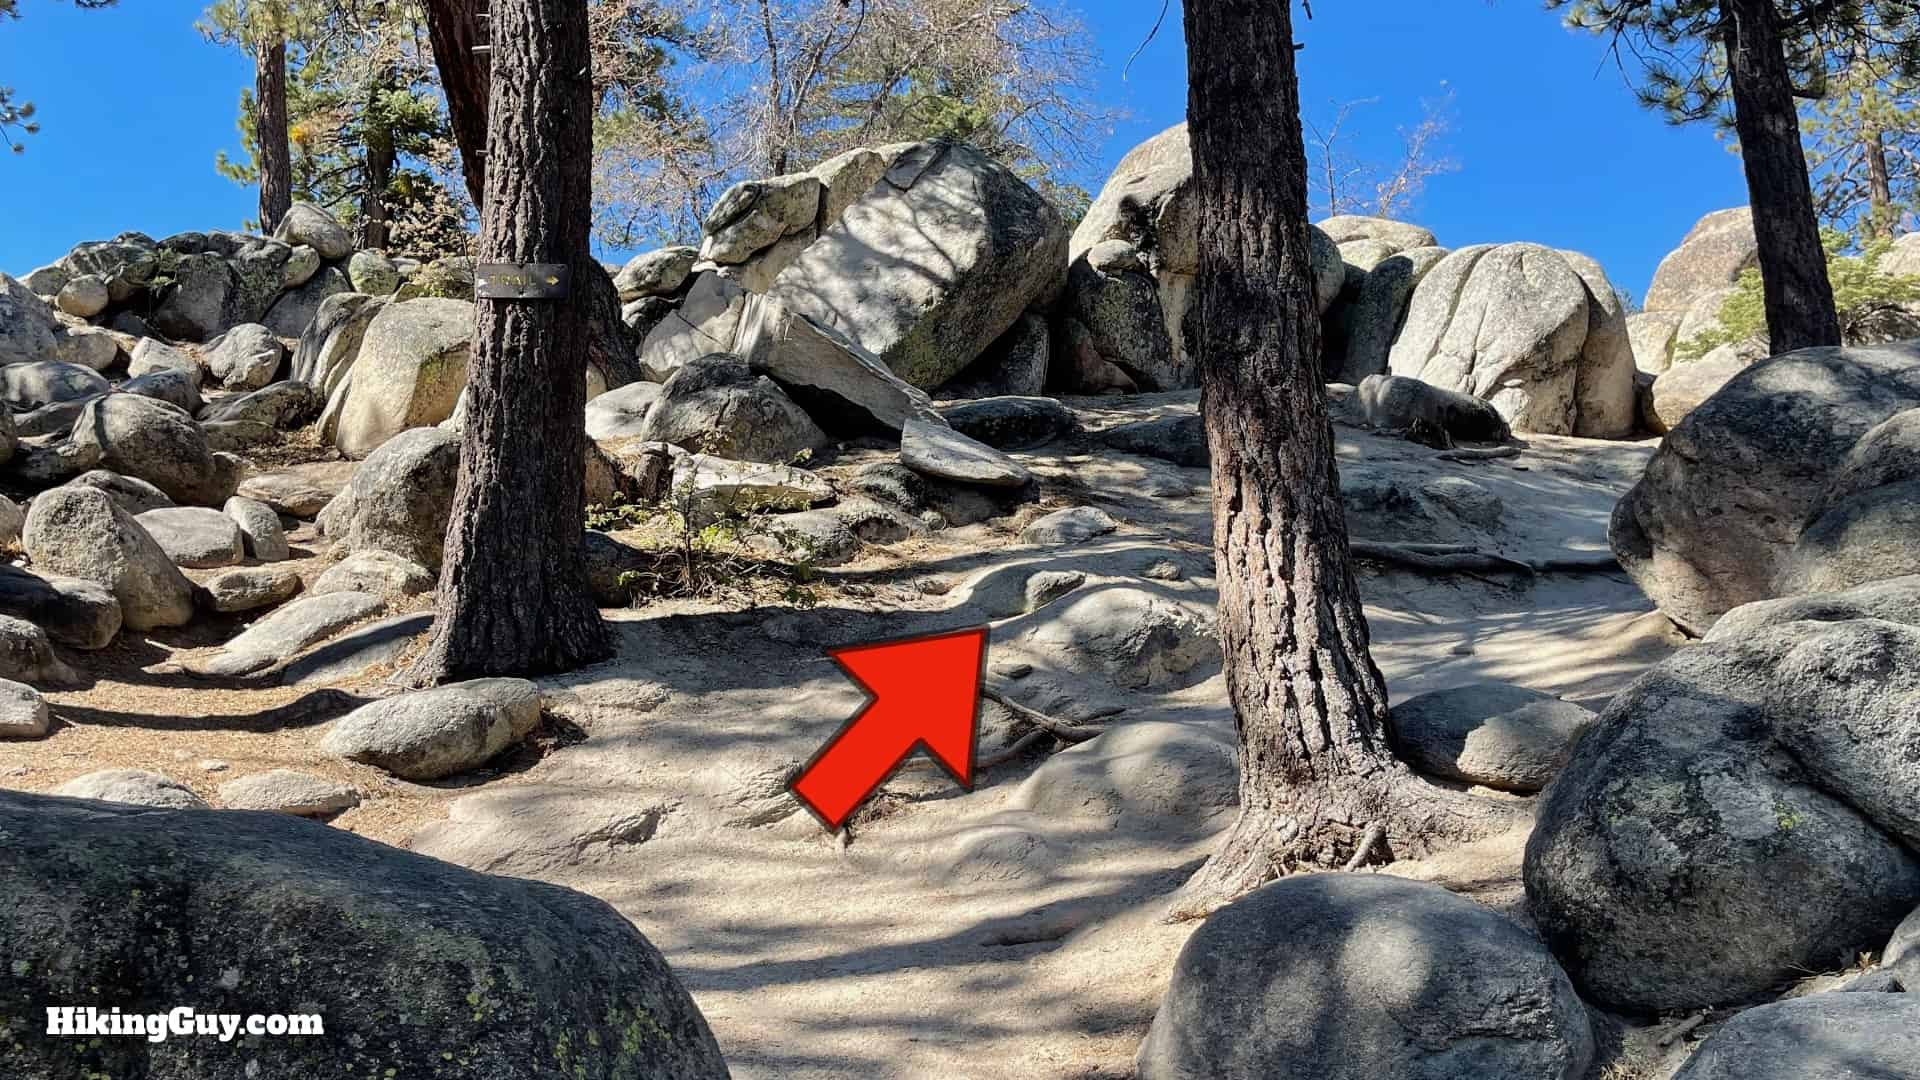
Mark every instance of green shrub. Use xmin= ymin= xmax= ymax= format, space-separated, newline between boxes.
xmin=1677 ymin=233 xmax=1920 ymax=361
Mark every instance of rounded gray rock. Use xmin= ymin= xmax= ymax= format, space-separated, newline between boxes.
xmin=202 ymin=564 xmax=301 ymax=613
xmin=0 ymin=564 xmax=121 ymax=649
xmin=234 ymin=470 xmax=331 ymax=517
xmin=217 ymin=769 xmax=360 ymax=816
xmin=0 ymin=787 xmax=731 ymax=1079
xmin=72 ymin=469 xmax=174 ymax=515
xmin=311 ymin=549 xmax=434 ymax=598
xmin=1019 ymin=505 xmax=1117 ymax=545
xmin=205 ymin=323 xmax=285 ymax=390
xmin=135 ymin=506 xmax=246 ymax=568
xmin=272 ymin=201 xmax=353 ymax=260
xmin=937 ymin=396 xmax=1076 ymax=450
xmin=901 ymin=417 xmax=1031 ymax=488
xmin=54 ymin=768 xmax=208 ymax=809
xmin=1610 ymin=342 xmax=1920 ymax=634
xmin=1524 ymin=619 xmax=1920 ymax=1011
xmin=1390 ymin=682 xmax=1593 ymax=793
xmin=25 ymin=484 xmax=196 ymax=631
xmin=0 ymin=360 xmax=109 ymax=412
xmin=0 ymin=614 xmax=77 ymax=686
xmin=347 ymin=249 xmax=402 ymax=294
xmin=1138 ymin=874 xmax=1593 ymax=1080
xmin=55 ymin=273 xmax=109 ymax=317
xmin=223 ymin=495 xmax=289 ymax=561
xmin=68 ymin=392 xmax=232 ymax=507
xmin=0 ymin=678 xmax=48 ymax=738
xmin=635 ymin=353 xmax=826 ymax=464
xmin=321 ymin=425 xmax=461 ymax=570
xmin=186 ymin=590 xmax=384 ymax=677
xmin=321 ymin=677 xmax=543 ymax=781
xmin=1671 ymin=994 xmax=1920 ymax=1079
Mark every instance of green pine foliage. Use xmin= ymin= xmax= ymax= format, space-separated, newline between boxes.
xmin=200 ymin=0 xmax=471 ymax=256
xmin=1801 ymin=57 xmax=1920 ymax=243
xmin=1553 ymin=2 xmax=1920 ymax=127
xmin=1676 ymin=232 xmax=1920 ymax=360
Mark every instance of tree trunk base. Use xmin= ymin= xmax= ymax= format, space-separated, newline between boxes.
xmin=402 ymin=599 xmax=612 ymax=687
xmin=1165 ymin=773 xmax=1528 ymax=921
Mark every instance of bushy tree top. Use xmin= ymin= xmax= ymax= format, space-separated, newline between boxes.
xmin=1554 ymin=0 xmax=1920 ymax=123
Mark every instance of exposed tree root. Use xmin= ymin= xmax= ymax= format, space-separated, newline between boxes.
xmin=981 ymin=687 xmax=1104 ymax=744
xmin=1341 ymin=822 xmax=1388 ymax=871
xmin=900 ymin=689 xmax=1107 ymax=776
xmin=1165 ymin=772 xmax=1529 ymax=922
xmin=1350 ymin=542 xmax=1619 ymax=576
xmin=1350 ymin=542 xmax=1537 ymax=575
xmin=1438 ymin=445 xmax=1524 ymax=463
xmin=976 ymin=728 xmax=1055 ymax=771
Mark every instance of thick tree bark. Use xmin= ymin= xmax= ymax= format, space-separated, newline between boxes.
xmin=1169 ymin=0 xmax=1518 ymax=920
xmin=1723 ymin=0 xmax=1842 ymax=353
xmin=255 ymin=35 xmax=292 ymax=234
xmin=405 ymin=0 xmax=610 ymax=682
xmin=422 ymin=0 xmax=492 ymax=206
xmin=421 ymin=0 xmax=636 ymax=390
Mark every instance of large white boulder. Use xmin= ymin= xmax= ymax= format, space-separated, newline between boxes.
xmin=332 ymin=297 xmax=473 ymax=458
xmin=765 ymin=141 xmax=1068 ymax=390
xmin=1644 ymin=207 xmax=1758 ymax=315
xmin=1388 ymin=243 xmax=1634 ymax=436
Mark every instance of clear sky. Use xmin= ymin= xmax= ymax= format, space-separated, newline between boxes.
xmin=0 ymin=0 xmax=1751 ymax=299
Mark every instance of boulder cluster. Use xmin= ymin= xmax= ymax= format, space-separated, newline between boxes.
xmin=1053 ymin=122 xmax=1639 ymax=437
xmin=9 ymin=128 xmax=1920 ymax=1079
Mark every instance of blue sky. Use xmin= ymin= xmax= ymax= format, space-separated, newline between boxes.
xmin=0 ymin=0 xmax=1749 ymax=298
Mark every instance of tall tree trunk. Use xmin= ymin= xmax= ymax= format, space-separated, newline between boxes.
xmin=422 ymin=0 xmax=492 ymax=206
xmin=1169 ymin=0 xmax=1518 ymax=921
xmin=1867 ymin=127 xmax=1895 ymax=240
xmin=405 ymin=0 xmax=609 ymax=682
xmin=420 ymin=0 xmax=635 ymax=390
xmin=255 ymin=34 xmax=292 ymax=234
xmin=362 ymin=97 xmax=395 ymax=250
xmin=1723 ymin=0 xmax=1841 ymax=353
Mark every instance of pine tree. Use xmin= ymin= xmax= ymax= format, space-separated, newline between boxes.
xmin=199 ymin=0 xmax=294 ymax=230
xmin=205 ymin=0 xmax=470 ymax=253
xmin=405 ymin=0 xmax=610 ymax=683
xmin=1552 ymin=0 xmax=1920 ymax=353
xmin=1170 ymin=0 xmax=1519 ymax=920
xmin=1802 ymin=56 xmax=1920 ymax=240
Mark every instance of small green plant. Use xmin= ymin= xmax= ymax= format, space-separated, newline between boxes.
xmin=1677 ymin=232 xmax=1920 ymax=361
xmin=585 ymin=444 xmax=826 ymax=608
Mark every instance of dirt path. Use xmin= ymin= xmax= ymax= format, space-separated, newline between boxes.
xmin=3 ymin=393 xmax=1679 ymax=1078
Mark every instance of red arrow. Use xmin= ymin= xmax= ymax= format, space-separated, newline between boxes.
xmin=789 ymin=626 xmax=989 ymax=832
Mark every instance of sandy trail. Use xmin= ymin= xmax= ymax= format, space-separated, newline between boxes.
xmin=3 ymin=392 xmax=1678 ymax=1078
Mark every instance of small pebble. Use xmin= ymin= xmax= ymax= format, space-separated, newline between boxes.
xmin=1450 ymin=643 xmax=1476 ymax=656
xmin=200 ymin=759 xmax=230 ymax=773
xmin=992 ymin=661 xmax=1033 ymax=679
